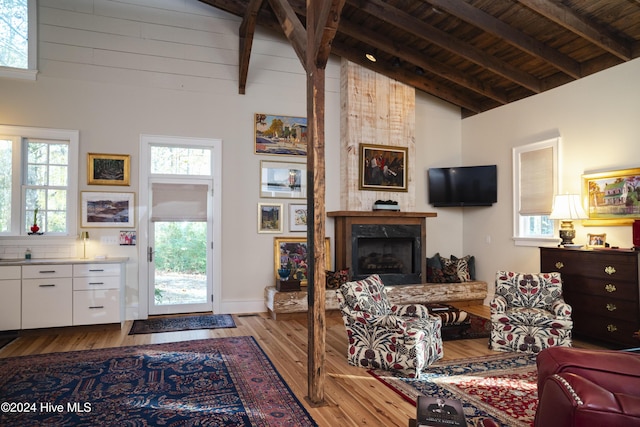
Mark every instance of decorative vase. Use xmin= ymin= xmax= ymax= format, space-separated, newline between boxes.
xmin=277 ymin=268 xmax=291 ymax=281
xmin=30 ymin=224 xmax=40 ymax=233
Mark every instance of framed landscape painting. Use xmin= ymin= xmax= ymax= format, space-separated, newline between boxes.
xmin=255 ymin=113 xmax=307 ymax=156
xmin=359 ymin=143 xmax=408 ymax=191
xmin=88 ymin=153 xmax=130 ymax=186
xmin=258 ymin=203 xmax=283 ymax=233
xmin=582 ymin=167 xmax=640 ymax=225
xmin=81 ymin=192 xmax=135 ymax=227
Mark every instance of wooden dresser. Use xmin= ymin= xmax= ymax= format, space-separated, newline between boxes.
xmin=540 ymin=247 xmax=640 ymax=348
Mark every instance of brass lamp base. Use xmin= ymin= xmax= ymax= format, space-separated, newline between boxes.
xmin=558 ymin=220 xmax=576 ymax=245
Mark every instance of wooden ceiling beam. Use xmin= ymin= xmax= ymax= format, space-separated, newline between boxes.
xmin=238 ymin=0 xmax=265 ymax=94
xmin=518 ymin=0 xmax=632 ymax=61
xmin=313 ymin=0 xmax=346 ymax=68
xmin=349 ymin=0 xmax=542 ymax=93
xmin=428 ymin=0 xmax=581 ymax=79
xmin=267 ymin=0 xmax=308 ymax=69
xmin=338 ymin=20 xmax=509 ymax=105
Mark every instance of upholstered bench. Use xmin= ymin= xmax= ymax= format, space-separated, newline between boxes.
xmin=426 ymin=303 xmax=471 ymax=340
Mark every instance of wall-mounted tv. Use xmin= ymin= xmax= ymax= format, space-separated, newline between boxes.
xmin=427 ymin=165 xmax=497 ymax=207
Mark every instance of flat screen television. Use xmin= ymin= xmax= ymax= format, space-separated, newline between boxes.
xmin=427 ymin=165 xmax=497 ymax=207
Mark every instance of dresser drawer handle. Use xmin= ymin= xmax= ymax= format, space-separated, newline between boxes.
xmin=39 ymin=284 xmax=55 ymax=288
xmin=607 ymin=324 xmax=617 ymax=333
xmin=604 ymin=266 xmax=616 ymax=275
xmin=605 ymin=284 xmax=617 ymax=293
xmin=606 ymin=303 xmax=617 ymax=311
xmin=39 ymin=270 xmax=56 ymax=274
xmin=555 ymin=261 xmax=564 ymax=269
xmin=89 ymin=269 xmax=104 ymax=272
xmin=89 ymin=306 xmax=105 ymax=309
xmin=89 ymin=282 xmax=105 ymax=285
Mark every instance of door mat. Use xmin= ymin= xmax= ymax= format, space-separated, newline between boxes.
xmin=128 ymin=313 xmax=236 ymax=335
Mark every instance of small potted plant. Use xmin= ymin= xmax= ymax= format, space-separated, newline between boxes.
xmin=30 ymin=208 xmax=40 ymax=233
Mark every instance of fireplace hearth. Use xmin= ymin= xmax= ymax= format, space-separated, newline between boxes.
xmin=328 ymin=211 xmax=437 ymax=285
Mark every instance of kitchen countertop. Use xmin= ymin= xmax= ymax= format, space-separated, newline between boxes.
xmin=0 ymin=257 xmax=129 ymax=266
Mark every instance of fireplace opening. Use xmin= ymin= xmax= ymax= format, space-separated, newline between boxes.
xmin=351 ymin=224 xmax=422 ymax=285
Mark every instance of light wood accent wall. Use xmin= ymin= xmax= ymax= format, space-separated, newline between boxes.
xmin=340 ymin=59 xmax=416 ymax=211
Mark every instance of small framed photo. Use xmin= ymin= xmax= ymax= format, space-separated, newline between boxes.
xmin=88 ymin=153 xmax=130 ymax=186
xmin=289 ymin=203 xmax=307 ymax=232
xmin=258 ymin=203 xmax=283 ymax=233
xmin=255 ymin=113 xmax=307 ymax=156
xmin=119 ymin=230 xmax=136 ymax=245
xmin=260 ymin=160 xmax=307 ymax=199
xmin=587 ymin=233 xmax=606 ymax=248
xmin=359 ymin=143 xmax=408 ymax=191
xmin=274 ymin=237 xmax=331 ymax=286
xmin=81 ymin=192 xmax=135 ymax=228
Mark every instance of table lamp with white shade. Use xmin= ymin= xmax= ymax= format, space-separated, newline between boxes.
xmin=549 ymin=194 xmax=588 ymax=246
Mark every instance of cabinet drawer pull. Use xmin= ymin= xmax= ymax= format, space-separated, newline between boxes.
xmin=39 ymin=270 xmax=56 ymax=274
xmin=89 ymin=269 xmax=104 ymax=272
xmin=605 ymin=284 xmax=617 ymax=293
xmin=89 ymin=306 xmax=105 ymax=309
xmin=39 ymin=284 xmax=55 ymax=287
xmin=606 ymin=303 xmax=617 ymax=311
xmin=604 ymin=266 xmax=616 ymax=275
xmin=555 ymin=261 xmax=564 ymax=269
xmin=89 ymin=282 xmax=105 ymax=285
xmin=607 ymin=324 xmax=617 ymax=332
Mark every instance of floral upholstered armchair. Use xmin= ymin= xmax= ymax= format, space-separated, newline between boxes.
xmin=490 ymin=271 xmax=573 ymax=353
xmin=336 ymin=274 xmax=443 ymax=378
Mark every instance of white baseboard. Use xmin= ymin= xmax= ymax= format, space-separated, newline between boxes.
xmin=220 ymin=299 xmax=267 ymax=315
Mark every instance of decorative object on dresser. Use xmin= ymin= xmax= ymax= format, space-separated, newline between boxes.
xmin=489 ymin=271 xmax=573 ymax=353
xmin=335 ymin=274 xmax=443 ymax=377
xmin=549 ymin=194 xmax=589 ymax=246
xmin=586 ymin=232 xmax=606 ymax=248
xmin=540 ymin=247 xmax=640 ymax=348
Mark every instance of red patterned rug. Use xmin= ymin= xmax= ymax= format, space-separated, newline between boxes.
xmin=0 ymin=336 xmax=316 ymax=427
xmin=370 ymin=353 xmax=538 ymax=427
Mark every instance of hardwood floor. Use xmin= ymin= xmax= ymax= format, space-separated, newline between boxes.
xmin=0 ymin=307 xmax=605 ymax=427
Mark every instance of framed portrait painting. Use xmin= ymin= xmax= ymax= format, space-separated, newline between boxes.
xmin=81 ymin=192 xmax=135 ymax=228
xmin=359 ymin=143 xmax=408 ymax=191
xmin=88 ymin=153 xmax=130 ymax=186
xmin=582 ymin=167 xmax=640 ymax=225
xmin=255 ymin=113 xmax=307 ymax=156
xmin=273 ymin=237 xmax=330 ymax=286
xmin=258 ymin=203 xmax=283 ymax=233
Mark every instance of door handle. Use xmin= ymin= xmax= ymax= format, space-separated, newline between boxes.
xmin=148 ymin=246 xmax=153 ymax=262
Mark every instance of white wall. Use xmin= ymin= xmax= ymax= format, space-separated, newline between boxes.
xmin=461 ymin=58 xmax=640 ymax=299
xmin=0 ymin=0 xmax=466 ymax=316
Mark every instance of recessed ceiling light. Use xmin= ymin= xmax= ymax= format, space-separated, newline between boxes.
xmin=365 ymin=52 xmax=377 ymax=62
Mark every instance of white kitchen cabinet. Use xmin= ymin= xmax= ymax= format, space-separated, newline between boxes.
xmin=22 ymin=265 xmax=73 ymax=329
xmin=0 ymin=266 xmax=22 ymax=331
xmin=73 ymin=263 xmax=122 ymax=326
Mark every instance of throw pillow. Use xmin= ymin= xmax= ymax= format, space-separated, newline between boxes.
xmin=427 ymin=252 xmax=446 ymax=282
xmin=451 ymin=254 xmax=476 ymax=280
xmin=439 ymin=255 xmax=472 ymax=283
xmin=326 ymin=268 xmax=350 ymax=289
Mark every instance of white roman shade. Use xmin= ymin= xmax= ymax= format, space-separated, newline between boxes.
xmin=519 ymin=146 xmax=554 ymax=215
xmin=151 ymin=183 xmax=208 ymax=221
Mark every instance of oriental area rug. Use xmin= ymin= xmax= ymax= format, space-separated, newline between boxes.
xmin=370 ymin=353 xmax=538 ymax=427
xmin=128 ymin=313 xmax=236 ymax=335
xmin=0 ymin=336 xmax=317 ymax=427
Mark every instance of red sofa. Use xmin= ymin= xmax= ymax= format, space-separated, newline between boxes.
xmin=535 ymin=347 xmax=640 ymax=427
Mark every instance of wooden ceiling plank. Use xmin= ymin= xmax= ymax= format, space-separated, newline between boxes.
xmin=238 ymin=0 xmax=265 ymax=94
xmin=267 ymin=0 xmax=308 ymax=69
xmin=313 ymin=0 xmax=346 ymax=68
xmin=428 ymin=0 xmax=581 ymax=79
xmin=339 ymin=20 xmax=508 ymax=104
xmin=518 ymin=0 xmax=632 ymax=61
xmin=349 ymin=0 xmax=542 ymax=93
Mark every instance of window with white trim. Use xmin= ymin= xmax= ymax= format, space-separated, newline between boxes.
xmin=0 ymin=0 xmax=37 ymax=80
xmin=0 ymin=125 xmax=78 ymax=236
xmin=512 ymin=137 xmax=559 ymax=246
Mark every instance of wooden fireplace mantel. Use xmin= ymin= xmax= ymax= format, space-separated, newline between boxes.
xmin=328 ymin=210 xmax=437 ymax=285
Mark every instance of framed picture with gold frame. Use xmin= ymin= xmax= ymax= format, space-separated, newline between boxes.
xmin=359 ymin=143 xmax=408 ymax=191
xmin=587 ymin=233 xmax=606 ymax=248
xmin=274 ymin=237 xmax=330 ymax=286
xmin=88 ymin=153 xmax=130 ymax=186
xmin=582 ymin=167 xmax=640 ymax=226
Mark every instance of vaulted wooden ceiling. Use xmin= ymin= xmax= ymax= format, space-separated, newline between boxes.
xmin=200 ymin=0 xmax=640 ymax=117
